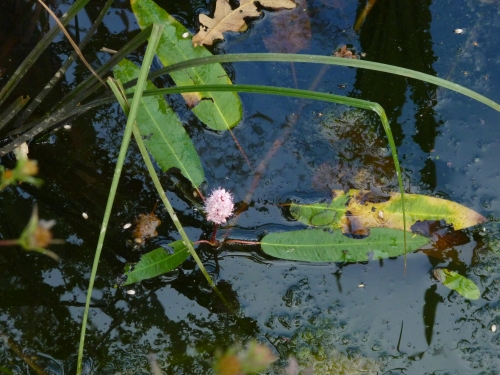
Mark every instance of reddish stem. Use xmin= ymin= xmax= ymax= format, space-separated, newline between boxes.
xmin=0 ymin=239 xmax=20 ymax=246
xmin=210 ymin=223 xmax=219 ymax=245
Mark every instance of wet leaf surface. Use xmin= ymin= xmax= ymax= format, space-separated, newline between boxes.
xmin=290 ymin=189 xmax=486 ymax=233
xmin=131 ymin=0 xmax=242 ymax=131
xmin=192 ymin=0 xmax=297 ymax=47
xmin=434 ymin=268 xmax=480 ymax=300
xmin=123 ymin=240 xmax=189 ymax=285
xmin=261 ymin=228 xmax=429 ymax=262
xmin=113 ymin=59 xmax=205 ymax=188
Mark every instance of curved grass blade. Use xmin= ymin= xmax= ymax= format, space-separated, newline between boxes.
xmin=147 ymin=53 xmax=500 ymax=114
xmin=261 ymin=228 xmax=429 ymax=262
xmin=123 ymin=240 xmax=190 ymax=285
xmin=113 ymin=59 xmax=205 ymax=187
xmin=108 ymin=77 xmax=219 ymax=301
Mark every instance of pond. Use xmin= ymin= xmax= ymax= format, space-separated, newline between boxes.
xmin=1 ymin=0 xmax=500 ymax=374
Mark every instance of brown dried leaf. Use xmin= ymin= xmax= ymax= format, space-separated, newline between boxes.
xmin=263 ymin=0 xmax=310 ymax=53
xmin=333 ymin=45 xmax=358 ymax=59
xmin=193 ymin=0 xmax=297 ymax=47
xmin=133 ymin=212 xmax=161 ymax=242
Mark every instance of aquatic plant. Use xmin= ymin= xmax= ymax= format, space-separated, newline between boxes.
xmin=205 ymin=188 xmax=235 ymax=225
xmin=287 ymin=319 xmax=380 ymax=375
xmin=0 ymin=1 xmax=499 ymax=374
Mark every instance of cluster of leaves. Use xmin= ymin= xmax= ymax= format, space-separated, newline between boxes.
xmin=114 ymin=1 xmax=489 ymax=293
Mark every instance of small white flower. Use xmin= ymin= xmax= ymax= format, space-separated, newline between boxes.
xmin=205 ymin=187 xmax=234 ymax=224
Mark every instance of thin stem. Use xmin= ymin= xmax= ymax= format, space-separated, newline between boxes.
xmin=0 ymin=239 xmax=20 ymax=246
xmin=210 ymin=224 xmax=219 ymax=245
xmin=36 ymin=0 xmax=107 ymax=88
xmin=223 ymin=239 xmax=261 ymax=245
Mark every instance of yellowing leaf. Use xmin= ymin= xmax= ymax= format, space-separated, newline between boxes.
xmin=193 ymin=0 xmax=297 ymax=47
xmin=290 ymin=190 xmax=486 ymax=233
xmin=344 ymin=189 xmax=486 ymax=233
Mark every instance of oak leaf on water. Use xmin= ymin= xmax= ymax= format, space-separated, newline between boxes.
xmin=193 ymin=0 xmax=297 ymax=47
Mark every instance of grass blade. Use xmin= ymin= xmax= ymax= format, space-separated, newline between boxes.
xmin=147 ymin=53 xmax=500 ymax=114
xmin=0 ymin=96 xmax=30 ymax=132
xmin=76 ymin=23 xmax=164 ymax=375
xmin=12 ymin=0 xmax=115 ymax=129
xmin=108 ymin=77 xmax=217 ymax=290
xmin=48 ymin=25 xmax=154 ymax=116
xmin=0 ymin=26 xmax=153 ymax=156
xmin=0 ymin=0 xmax=91 ymax=107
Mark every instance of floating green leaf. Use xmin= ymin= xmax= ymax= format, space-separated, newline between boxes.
xmin=123 ymin=240 xmax=190 ymax=285
xmin=113 ymin=59 xmax=204 ymax=188
xmin=433 ymin=268 xmax=480 ymax=300
xmin=261 ymin=228 xmax=429 ymax=262
xmin=131 ymin=0 xmax=242 ymax=131
xmin=291 ymin=190 xmax=486 ymax=233
xmin=290 ymin=192 xmax=349 ymax=227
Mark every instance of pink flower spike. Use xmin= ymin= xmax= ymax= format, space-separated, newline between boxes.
xmin=205 ymin=187 xmax=234 ymax=225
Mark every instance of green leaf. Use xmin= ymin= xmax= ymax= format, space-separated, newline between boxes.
xmin=123 ymin=240 xmax=190 ymax=285
xmin=113 ymin=59 xmax=204 ymax=188
xmin=260 ymin=228 xmax=429 ymax=262
xmin=290 ymin=190 xmax=486 ymax=232
xmin=290 ymin=192 xmax=349 ymax=227
xmin=131 ymin=0 xmax=242 ymax=131
xmin=433 ymin=268 xmax=480 ymax=300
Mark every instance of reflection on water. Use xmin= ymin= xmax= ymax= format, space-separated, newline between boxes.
xmin=353 ymin=0 xmax=442 ymax=190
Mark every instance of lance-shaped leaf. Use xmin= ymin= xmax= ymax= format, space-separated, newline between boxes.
xmin=433 ymin=268 xmax=480 ymax=300
xmin=193 ymin=0 xmax=297 ymax=47
xmin=123 ymin=240 xmax=190 ymax=285
xmin=131 ymin=0 xmax=242 ymax=131
xmin=290 ymin=190 xmax=486 ymax=232
xmin=113 ymin=59 xmax=204 ymax=187
xmin=261 ymin=228 xmax=429 ymax=262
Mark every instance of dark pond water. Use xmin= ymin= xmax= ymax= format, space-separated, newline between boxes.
xmin=1 ymin=0 xmax=500 ymax=373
